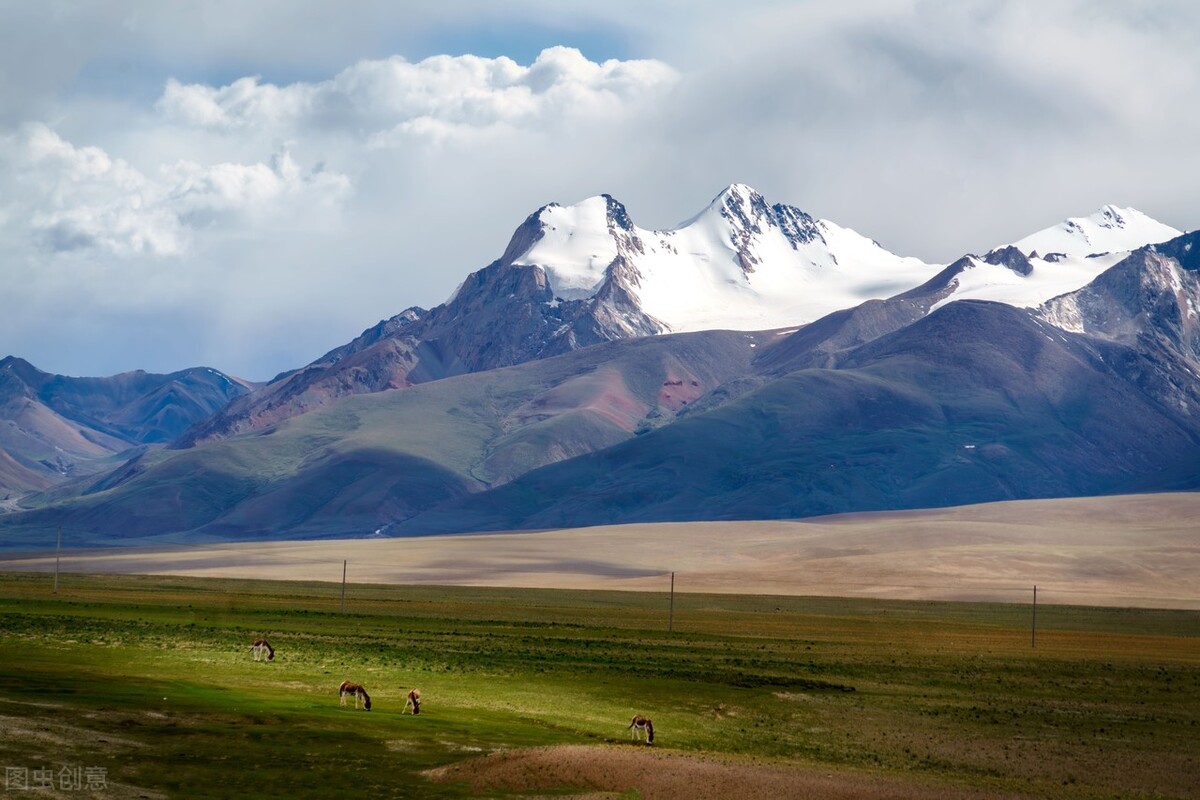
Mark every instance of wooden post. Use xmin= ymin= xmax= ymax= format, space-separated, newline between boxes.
xmin=1031 ymin=585 xmax=1037 ymax=649
xmin=340 ymin=560 xmax=347 ymax=613
xmin=668 ymin=571 xmax=675 ymax=633
xmin=53 ymin=526 xmax=62 ymax=594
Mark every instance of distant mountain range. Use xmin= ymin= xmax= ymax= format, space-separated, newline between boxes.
xmin=0 ymin=358 xmax=251 ymax=508
xmin=1 ymin=187 xmax=1194 ymax=547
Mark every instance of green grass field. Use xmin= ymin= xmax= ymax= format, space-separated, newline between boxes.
xmin=0 ymin=572 xmax=1196 ymax=798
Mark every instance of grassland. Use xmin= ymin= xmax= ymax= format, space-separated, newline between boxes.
xmin=0 ymin=572 xmax=1197 ymax=798
xmin=7 ymin=493 xmax=1199 ymax=609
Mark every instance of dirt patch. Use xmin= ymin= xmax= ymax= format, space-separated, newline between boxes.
xmin=0 ymin=713 xmax=74 ymax=748
xmin=426 ymin=745 xmax=1032 ymax=799
xmin=0 ymin=711 xmax=145 ymax=751
xmin=0 ymin=709 xmax=165 ymax=800
xmin=385 ymin=739 xmax=419 ymax=752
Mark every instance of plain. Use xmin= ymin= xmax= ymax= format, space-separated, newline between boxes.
xmin=0 ymin=571 xmax=1196 ymax=799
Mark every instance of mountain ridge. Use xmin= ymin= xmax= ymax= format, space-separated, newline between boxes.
xmin=0 ymin=357 xmax=252 ymax=501
xmin=176 ymin=184 xmax=939 ymax=447
xmin=179 ymin=188 xmax=1178 ymax=449
xmin=391 ymin=291 xmax=1200 ymax=536
xmin=1 ymin=192 xmax=1195 ymax=544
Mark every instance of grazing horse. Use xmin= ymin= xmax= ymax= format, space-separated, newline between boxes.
xmin=339 ymin=681 xmax=372 ymax=711
xmin=628 ymin=715 xmax=654 ymax=744
xmin=251 ymin=638 xmax=274 ymax=662
xmin=403 ymin=688 xmax=421 ymax=715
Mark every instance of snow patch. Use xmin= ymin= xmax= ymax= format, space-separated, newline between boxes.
xmin=932 ymin=252 xmax=1125 ymax=315
xmin=516 ymin=196 xmax=617 ymax=300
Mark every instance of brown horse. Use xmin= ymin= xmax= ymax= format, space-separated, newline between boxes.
xmin=339 ymin=681 xmax=371 ymax=711
xmin=403 ymin=688 xmax=421 ymax=715
xmin=628 ymin=715 xmax=654 ymax=744
xmin=251 ymin=639 xmax=274 ymax=661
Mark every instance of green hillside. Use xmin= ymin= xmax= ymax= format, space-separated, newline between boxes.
xmin=0 ymin=331 xmax=761 ymax=545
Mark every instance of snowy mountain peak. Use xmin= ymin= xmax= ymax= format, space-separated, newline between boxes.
xmin=697 ymin=185 xmax=827 ymax=252
xmin=681 ymin=183 xmax=766 ymax=229
xmin=720 ymin=181 xmax=759 ymax=197
xmin=723 ymin=185 xmax=767 ymax=222
xmin=602 ymin=193 xmax=636 ymax=232
xmin=504 ymin=192 xmax=1190 ymax=339
xmin=711 ymin=182 xmax=764 ymax=208
xmin=1012 ymin=205 xmax=1181 ymax=258
xmin=1095 ymin=204 xmax=1129 ymax=224
xmin=516 ymin=194 xmax=634 ymax=300
xmin=929 ymin=210 xmax=1189 ymax=316
xmin=512 ymin=187 xmax=939 ymax=333
xmin=771 ymin=203 xmax=824 ymax=250
xmin=530 ymin=193 xmax=636 ymax=234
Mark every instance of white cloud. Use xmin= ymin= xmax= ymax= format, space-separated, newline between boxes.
xmin=156 ymin=46 xmax=679 ymax=143
xmin=630 ymin=0 xmax=1200 ymax=258
xmin=1 ymin=3 xmax=1199 ymax=381
xmin=162 ymin=151 xmax=351 ymax=227
xmin=158 ymin=76 xmax=315 ymax=131
xmin=0 ymin=44 xmax=681 ymax=378
xmin=4 ymin=124 xmax=351 ymax=258
xmin=16 ymin=123 xmax=186 ymax=256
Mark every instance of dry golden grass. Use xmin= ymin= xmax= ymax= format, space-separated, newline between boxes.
xmin=4 ymin=493 xmax=1198 ymax=608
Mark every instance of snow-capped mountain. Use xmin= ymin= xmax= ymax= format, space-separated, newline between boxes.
xmin=498 ymin=190 xmax=1183 ymax=335
xmin=181 ymin=185 xmax=943 ymax=444
xmin=513 ymin=184 xmax=937 ymax=334
xmin=178 ymin=189 xmax=1187 ymax=447
xmin=926 ymin=247 xmax=1127 ymax=314
xmin=1040 ymin=232 xmax=1200 ymax=360
xmin=7 ymin=197 xmax=1200 ymax=542
xmin=1013 ymin=205 xmax=1182 ymax=258
xmin=919 ymin=206 xmax=1183 ymax=315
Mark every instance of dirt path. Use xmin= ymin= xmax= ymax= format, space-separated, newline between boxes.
xmin=427 ymin=745 xmax=1032 ymax=799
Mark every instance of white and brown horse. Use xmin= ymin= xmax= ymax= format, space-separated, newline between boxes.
xmin=339 ymin=681 xmax=372 ymax=711
xmin=251 ymin=638 xmax=275 ymax=661
xmin=628 ymin=715 xmax=654 ymax=744
xmin=403 ymin=688 xmax=421 ymax=715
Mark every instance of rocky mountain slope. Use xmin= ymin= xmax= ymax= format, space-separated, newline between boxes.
xmin=392 ymin=234 xmax=1200 ymax=534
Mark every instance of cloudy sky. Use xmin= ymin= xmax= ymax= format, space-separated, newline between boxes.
xmin=3 ymin=1 xmax=1198 ymax=380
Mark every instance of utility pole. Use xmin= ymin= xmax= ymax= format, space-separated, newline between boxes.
xmin=668 ymin=571 xmax=675 ymax=633
xmin=340 ymin=560 xmax=347 ymax=614
xmin=1031 ymin=585 xmax=1037 ymax=648
xmin=53 ymin=527 xmax=62 ymax=594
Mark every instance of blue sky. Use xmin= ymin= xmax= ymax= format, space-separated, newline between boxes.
xmin=2 ymin=1 xmax=1198 ymax=380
